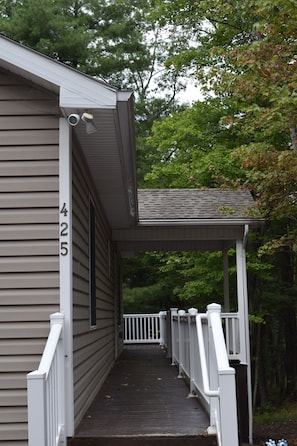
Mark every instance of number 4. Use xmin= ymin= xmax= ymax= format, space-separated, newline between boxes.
xmin=60 ymin=203 xmax=68 ymax=217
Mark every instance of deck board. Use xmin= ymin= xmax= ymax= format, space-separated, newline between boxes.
xmin=74 ymin=345 xmax=210 ymax=438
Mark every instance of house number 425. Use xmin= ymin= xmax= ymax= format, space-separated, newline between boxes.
xmin=60 ymin=203 xmax=69 ymax=256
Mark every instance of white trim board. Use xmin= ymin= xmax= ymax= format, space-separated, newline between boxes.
xmin=0 ymin=35 xmax=118 ymax=108
xmin=59 ymin=117 xmax=74 ymax=436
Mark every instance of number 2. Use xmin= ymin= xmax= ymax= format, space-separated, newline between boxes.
xmin=60 ymin=222 xmax=68 ymax=236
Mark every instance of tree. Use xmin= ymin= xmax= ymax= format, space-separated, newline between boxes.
xmin=0 ymin=0 xmax=187 ymax=103
xmin=144 ymin=97 xmax=247 ymax=188
xmin=154 ymin=0 xmax=297 ymax=239
xmin=0 ymin=0 xmax=192 ymax=182
xmin=0 ymin=0 xmax=93 ymax=68
xmin=151 ymin=0 xmax=297 ymax=406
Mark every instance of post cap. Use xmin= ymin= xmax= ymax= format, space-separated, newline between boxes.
xmin=207 ymin=303 xmax=221 ymax=313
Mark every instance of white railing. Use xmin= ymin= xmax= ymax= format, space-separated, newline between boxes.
xmin=221 ymin=312 xmax=240 ymax=361
xmin=159 ymin=311 xmax=167 ymax=347
xmin=171 ymin=304 xmax=239 ymax=446
xmin=124 ymin=313 xmax=161 ymax=343
xmin=27 ymin=313 xmax=66 ymax=446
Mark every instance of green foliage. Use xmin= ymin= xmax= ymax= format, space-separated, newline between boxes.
xmin=0 ymin=0 xmax=191 ymax=182
xmin=144 ymin=98 xmax=245 ymax=188
xmin=156 ymin=251 xmax=226 ymax=308
xmin=150 ymin=0 xmax=297 ymax=251
xmin=0 ymin=0 xmax=186 ymax=110
xmin=122 ymin=251 xmax=193 ymax=312
xmin=148 ymin=0 xmax=297 ymax=408
xmin=249 ymin=314 xmax=266 ymax=325
xmin=123 ymin=250 xmax=238 ymax=312
xmin=254 ymin=401 xmax=297 ymax=425
xmin=0 ymin=0 xmax=93 ymax=68
xmin=123 ymin=282 xmax=170 ymax=313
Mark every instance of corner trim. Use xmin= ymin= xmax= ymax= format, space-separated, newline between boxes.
xmin=59 ymin=117 xmax=74 ymax=436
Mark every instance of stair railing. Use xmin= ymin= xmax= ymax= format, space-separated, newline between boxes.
xmin=27 ymin=313 xmax=66 ymax=446
xmin=171 ymin=304 xmax=239 ymax=446
xmin=197 ymin=304 xmax=239 ymax=446
xmin=221 ymin=312 xmax=241 ymax=361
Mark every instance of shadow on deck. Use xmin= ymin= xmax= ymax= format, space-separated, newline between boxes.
xmin=69 ymin=345 xmax=216 ymax=446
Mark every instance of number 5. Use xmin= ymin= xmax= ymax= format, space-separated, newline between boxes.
xmin=61 ymin=242 xmax=68 ymax=256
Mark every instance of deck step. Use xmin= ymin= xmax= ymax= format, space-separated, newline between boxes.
xmin=68 ymin=435 xmax=217 ymax=446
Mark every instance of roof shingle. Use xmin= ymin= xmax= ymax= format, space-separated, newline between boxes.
xmin=137 ymin=189 xmax=257 ymax=221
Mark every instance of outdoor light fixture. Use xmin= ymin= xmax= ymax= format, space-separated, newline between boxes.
xmin=81 ymin=112 xmax=97 ymax=134
xmin=67 ymin=112 xmax=97 ymax=134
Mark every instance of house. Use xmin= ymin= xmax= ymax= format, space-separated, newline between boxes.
xmin=0 ymin=35 xmax=263 ymax=445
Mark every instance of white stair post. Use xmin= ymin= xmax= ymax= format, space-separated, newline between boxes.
xmin=27 ymin=371 xmax=47 ymax=446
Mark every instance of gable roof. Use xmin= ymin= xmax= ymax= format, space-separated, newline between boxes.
xmin=0 ymin=34 xmax=137 ymax=229
xmin=0 ymin=33 xmax=117 ymax=108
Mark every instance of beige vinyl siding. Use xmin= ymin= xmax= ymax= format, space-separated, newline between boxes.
xmin=0 ymin=70 xmax=60 ymax=444
xmin=72 ymin=140 xmax=118 ymax=427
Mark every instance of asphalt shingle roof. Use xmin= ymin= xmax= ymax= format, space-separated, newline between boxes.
xmin=137 ymin=189 xmax=257 ymax=221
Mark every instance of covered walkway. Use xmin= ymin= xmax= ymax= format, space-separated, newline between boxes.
xmin=71 ymin=345 xmax=213 ymax=444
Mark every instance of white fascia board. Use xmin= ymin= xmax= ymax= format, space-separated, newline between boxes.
xmin=138 ymin=218 xmax=264 ymax=226
xmin=59 ymin=86 xmax=116 ymax=109
xmin=0 ymin=36 xmax=117 ymax=108
xmin=117 ymin=91 xmax=134 ymax=102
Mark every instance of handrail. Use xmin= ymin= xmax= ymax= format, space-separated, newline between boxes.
xmin=171 ymin=304 xmax=239 ymax=446
xmin=206 ymin=307 xmax=231 ymax=371
xmin=27 ymin=313 xmax=65 ymax=446
xmin=198 ymin=304 xmax=239 ymax=446
xmin=196 ymin=314 xmax=219 ymax=397
xmin=38 ymin=322 xmax=63 ymax=376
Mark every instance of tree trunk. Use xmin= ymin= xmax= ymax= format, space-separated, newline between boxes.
xmin=290 ymin=126 xmax=297 ymax=150
xmin=283 ymin=305 xmax=297 ymax=396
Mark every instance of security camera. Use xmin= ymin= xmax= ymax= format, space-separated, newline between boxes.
xmin=68 ymin=114 xmax=80 ymax=126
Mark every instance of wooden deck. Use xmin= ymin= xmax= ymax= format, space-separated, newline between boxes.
xmin=69 ymin=345 xmax=216 ymax=446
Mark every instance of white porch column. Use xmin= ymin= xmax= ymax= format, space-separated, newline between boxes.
xmin=59 ymin=117 xmax=74 ymax=437
xmin=170 ymin=308 xmax=178 ymax=365
xmin=223 ymin=247 xmax=230 ymax=312
xmin=236 ymin=229 xmax=253 ymax=444
xmin=236 ymin=239 xmax=248 ymax=364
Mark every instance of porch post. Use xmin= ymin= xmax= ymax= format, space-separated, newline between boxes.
xmin=223 ymin=247 xmax=230 ymax=312
xmin=59 ymin=117 xmax=74 ymax=437
xmin=236 ymin=239 xmax=248 ymax=364
xmin=170 ymin=308 xmax=178 ymax=364
xmin=236 ymin=230 xmax=253 ymax=444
